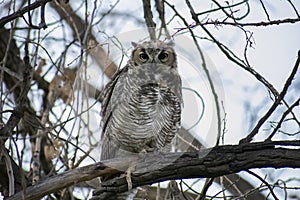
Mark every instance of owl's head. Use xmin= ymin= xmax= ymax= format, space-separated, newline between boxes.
xmin=130 ymin=40 xmax=177 ymax=68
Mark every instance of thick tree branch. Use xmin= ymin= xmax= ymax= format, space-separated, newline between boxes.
xmin=8 ymin=140 xmax=300 ymax=200
xmin=95 ymin=140 xmax=300 ymax=194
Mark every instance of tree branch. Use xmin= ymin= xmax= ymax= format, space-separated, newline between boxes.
xmin=240 ymin=50 xmax=300 ymax=143
xmin=0 ymin=0 xmax=53 ymax=28
xmin=0 ymin=34 xmax=33 ymax=141
xmin=8 ymin=140 xmax=300 ymax=200
xmin=50 ymin=1 xmax=118 ymax=78
xmin=266 ymin=97 xmax=300 ymax=140
xmin=142 ymin=0 xmax=157 ymax=40
xmin=178 ymin=0 xmax=280 ymax=99
xmin=201 ymin=17 xmax=300 ymax=27
xmin=95 ymin=140 xmax=300 ymax=194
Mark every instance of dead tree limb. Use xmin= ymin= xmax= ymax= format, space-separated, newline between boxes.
xmin=7 ymin=140 xmax=300 ymax=200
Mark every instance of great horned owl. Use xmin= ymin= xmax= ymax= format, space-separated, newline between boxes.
xmin=100 ymin=40 xmax=182 ymax=161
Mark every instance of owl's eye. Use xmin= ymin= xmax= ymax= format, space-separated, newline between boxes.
xmin=139 ymin=52 xmax=149 ymax=62
xmin=158 ymin=52 xmax=169 ymax=62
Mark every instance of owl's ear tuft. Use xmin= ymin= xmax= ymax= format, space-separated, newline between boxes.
xmin=131 ymin=42 xmax=138 ymax=47
xmin=166 ymin=40 xmax=175 ymax=47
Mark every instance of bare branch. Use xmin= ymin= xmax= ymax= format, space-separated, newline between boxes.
xmin=246 ymin=170 xmax=279 ymax=200
xmin=0 ymin=37 xmax=33 ymax=141
xmin=8 ymin=140 xmax=300 ymax=200
xmin=0 ymin=147 xmax=28 ymax=197
xmin=287 ymin=0 xmax=300 ymax=17
xmin=173 ymin=0 xmax=223 ymax=145
xmin=240 ymin=50 xmax=300 ymax=143
xmin=200 ymin=17 xmax=300 ymax=27
xmin=155 ymin=0 xmax=170 ymax=39
xmin=142 ymin=0 xmax=156 ymax=40
xmin=181 ymin=0 xmax=280 ymax=99
xmin=1 ymin=147 xmax=15 ymax=196
xmin=0 ymin=0 xmax=52 ymax=28
xmin=258 ymin=0 xmax=271 ymax=21
xmin=95 ymin=141 xmax=300 ymax=195
xmin=266 ymin=98 xmax=300 ymax=140
xmin=50 ymin=2 xmax=118 ymax=78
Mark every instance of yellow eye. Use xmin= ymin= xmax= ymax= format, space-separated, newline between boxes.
xmin=139 ymin=52 xmax=149 ymax=62
xmin=158 ymin=52 xmax=169 ymax=62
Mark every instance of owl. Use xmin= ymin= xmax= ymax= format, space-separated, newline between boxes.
xmin=100 ymin=40 xmax=182 ymax=161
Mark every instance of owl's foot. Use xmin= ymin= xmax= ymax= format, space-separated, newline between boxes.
xmin=125 ymin=165 xmax=135 ymax=191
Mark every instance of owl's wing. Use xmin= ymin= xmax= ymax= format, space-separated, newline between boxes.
xmin=100 ymin=65 xmax=128 ymax=122
xmin=99 ymin=65 xmax=129 ymax=160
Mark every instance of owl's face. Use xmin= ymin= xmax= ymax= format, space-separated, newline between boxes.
xmin=131 ymin=40 xmax=177 ymax=68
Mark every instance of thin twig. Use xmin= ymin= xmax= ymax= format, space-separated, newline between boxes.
xmin=266 ymin=98 xmax=300 ymax=141
xmin=240 ymin=50 xmax=300 ymax=143
xmin=0 ymin=34 xmax=33 ymax=141
xmin=178 ymin=17 xmax=300 ymax=29
xmin=287 ymin=0 xmax=300 ymax=17
xmin=82 ymin=0 xmax=98 ymax=45
xmin=0 ymin=0 xmax=52 ymax=28
xmin=246 ymin=170 xmax=279 ymax=200
xmin=183 ymin=0 xmax=222 ymax=145
xmin=1 ymin=147 xmax=15 ymax=196
xmin=197 ymin=0 xmax=248 ymax=17
xmin=178 ymin=18 xmax=280 ymax=99
xmin=211 ymin=0 xmax=249 ymax=21
xmin=0 ymin=26 xmax=16 ymax=124
xmin=258 ymin=0 xmax=271 ymax=21
xmin=198 ymin=178 xmax=214 ymax=200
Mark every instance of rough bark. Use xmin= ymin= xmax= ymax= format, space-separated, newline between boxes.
xmin=7 ymin=140 xmax=300 ymax=200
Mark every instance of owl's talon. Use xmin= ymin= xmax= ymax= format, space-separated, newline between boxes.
xmin=125 ymin=165 xmax=134 ymax=190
